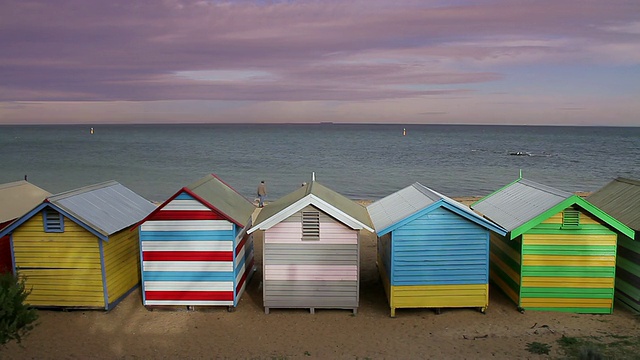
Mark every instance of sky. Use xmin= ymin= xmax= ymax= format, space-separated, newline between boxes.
xmin=1 ymin=0 xmax=639 ymax=126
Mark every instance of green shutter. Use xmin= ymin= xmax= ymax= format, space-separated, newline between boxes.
xmin=562 ymin=209 xmax=580 ymax=228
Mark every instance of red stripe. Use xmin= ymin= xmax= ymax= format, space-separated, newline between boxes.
xmin=149 ymin=210 xmax=225 ymax=221
xmin=143 ymin=251 xmax=233 ymax=261
xmin=145 ymin=291 xmax=233 ymax=301
xmin=235 ymin=235 xmax=247 ymax=256
xmin=236 ymin=258 xmax=254 ymax=295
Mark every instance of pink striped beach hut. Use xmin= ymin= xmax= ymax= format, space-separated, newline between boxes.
xmin=247 ymin=180 xmax=373 ymax=314
xmin=137 ymin=174 xmax=256 ymax=310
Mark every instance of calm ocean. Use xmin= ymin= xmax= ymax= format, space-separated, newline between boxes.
xmin=1 ymin=124 xmax=639 ymax=202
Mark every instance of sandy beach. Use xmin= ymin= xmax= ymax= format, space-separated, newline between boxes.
xmin=2 ymin=199 xmax=639 ymax=359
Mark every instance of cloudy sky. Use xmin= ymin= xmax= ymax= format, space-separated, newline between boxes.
xmin=1 ymin=0 xmax=639 ymax=125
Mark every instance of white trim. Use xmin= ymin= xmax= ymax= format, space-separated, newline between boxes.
xmin=248 ymin=195 xmax=373 ymax=233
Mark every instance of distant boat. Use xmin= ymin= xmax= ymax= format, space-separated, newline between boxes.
xmin=509 ymin=151 xmax=531 ymax=156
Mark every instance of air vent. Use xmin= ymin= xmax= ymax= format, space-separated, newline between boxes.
xmin=302 ymin=211 xmax=320 ymax=241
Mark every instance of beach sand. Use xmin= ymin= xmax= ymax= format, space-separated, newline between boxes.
xmin=3 ymin=199 xmax=639 ymax=359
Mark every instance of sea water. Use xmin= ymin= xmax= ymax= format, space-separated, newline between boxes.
xmin=1 ymin=124 xmax=638 ymax=202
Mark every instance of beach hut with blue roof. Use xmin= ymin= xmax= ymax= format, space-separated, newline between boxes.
xmin=367 ymin=183 xmax=507 ymax=317
xmin=0 ymin=180 xmax=50 ymax=273
xmin=136 ymin=174 xmax=256 ymax=309
xmin=0 ymin=180 xmax=155 ymax=310
xmin=472 ymin=177 xmax=634 ymax=314
xmin=587 ymin=177 xmax=640 ymax=313
xmin=248 ymin=179 xmax=373 ymax=314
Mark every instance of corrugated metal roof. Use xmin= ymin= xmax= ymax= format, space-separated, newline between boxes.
xmin=471 ymin=178 xmax=572 ymax=232
xmin=587 ymin=177 xmax=640 ymax=232
xmin=367 ymin=182 xmax=503 ymax=234
xmin=367 ymin=183 xmax=439 ymax=232
xmin=48 ymin=180 xmax=156 ymax=236
xmin=187 ymin=174 xmax=255 ymax=227
xmin=250 ymin=181 xmax=373 ymax=233
xmin=0 ymin=180 xmax=50 ymax=224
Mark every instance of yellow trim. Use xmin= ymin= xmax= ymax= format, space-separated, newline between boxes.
xmin=523 ymin=234 xmax=616 ymax=246
xmin=520 ymin=297 xmax=612 ymax=308
xmin=522 ymin=255 xmax=615 ymax=267
xmin=521 ymin=277 xmax=614 ymax=288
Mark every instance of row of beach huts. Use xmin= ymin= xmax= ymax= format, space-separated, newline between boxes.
xmin=0 ymin=174 xmax=638 ymax=317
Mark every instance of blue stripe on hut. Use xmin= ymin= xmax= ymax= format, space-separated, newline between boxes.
xmin=367 ymin=183 xmax=506 ymax=317
xmin=136 ymin=174 xmax=256 ymax=309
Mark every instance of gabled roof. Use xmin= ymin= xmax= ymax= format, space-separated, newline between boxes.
xmin=138 ymin=174 xmax=255 ymax=227
xmin=367 ymin=182 xmax=506 ymax=236
xmin=587 ymin=178 xmax=640 ymax=235
xmin=472 ymin=178 xmax=634 ymax=240
xmin=0 ymin=181 xmax=156 ymax=240
xmin=248 ymin=181 xmax=373 ymax=234
xmin=0 ymin=180 xmax=50 ymax=224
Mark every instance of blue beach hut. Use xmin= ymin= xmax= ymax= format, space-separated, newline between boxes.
xmin=367 ymin=183 xmax=506 ymax=317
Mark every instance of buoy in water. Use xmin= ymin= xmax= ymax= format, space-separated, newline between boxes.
xmin=403 ymin=128 xmax=406 ymax=136
xmin=90 ymin=127 xmax=94 ymax=135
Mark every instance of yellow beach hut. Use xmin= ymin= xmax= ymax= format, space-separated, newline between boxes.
xmin=472 ymin=178 xmax=634 ymax=314
xmin=0 ymin=181 xmax=156 ymax=310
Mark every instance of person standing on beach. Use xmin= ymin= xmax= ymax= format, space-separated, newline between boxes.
xmin=257 ymin=180 xmax=267 ymax=207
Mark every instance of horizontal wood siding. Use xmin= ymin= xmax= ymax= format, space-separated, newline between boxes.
xmin=391 ymin=284 xmax=488 ymax=309
xmin=12 ymin=213 xmax=105 ymax=307
xmin=387 ymin=208 xmax=489 ymax=311
xmin=234 ymin=233 xmax=254 ymax=305
xmin=489 ymin=232 xmax=521 ymax=305
xmin=263 ymin=209 xmax=359 ymax=310
xmin=103 ymin=226 xmax=141 ymax=305
xmin=140 ymin=199 xmax=237 ymax=306
xmin=390 ymin=208 xmax=489 ymax=286
xmin=616 ymin=234 xmax=640 ymax=313
xmin=520 ymin=210 xmax=617 ymax=314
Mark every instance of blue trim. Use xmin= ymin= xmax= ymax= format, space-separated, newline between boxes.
xmin=440 ymin=202 xmax=507 ymax=236
xmin=43 ymin=208 xmax=64 ymax=233
xmin=377 ymin=201 xmax=443 ymax=236
xmin=0 ymin=203 xmax=108 ymax=241
xmin=99 ymin=239 xmax=109 ymax=310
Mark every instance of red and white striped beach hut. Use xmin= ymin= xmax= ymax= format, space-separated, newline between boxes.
xmin=137 ymin=174 xmax=256 ymax=309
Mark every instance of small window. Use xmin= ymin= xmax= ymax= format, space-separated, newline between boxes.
xmin=43 ymin=208 xmax=64 ymax=233
xmin=302 ymin=211 xmax=320 ymax=241
xmin=562 ymin=209 xmax=580 ymax=228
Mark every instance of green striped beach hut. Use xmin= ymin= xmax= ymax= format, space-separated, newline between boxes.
xmin=587 ymin=178 xmax=640 ymax=313
xmin=472 ymin=178 xmax=633 ymax=314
